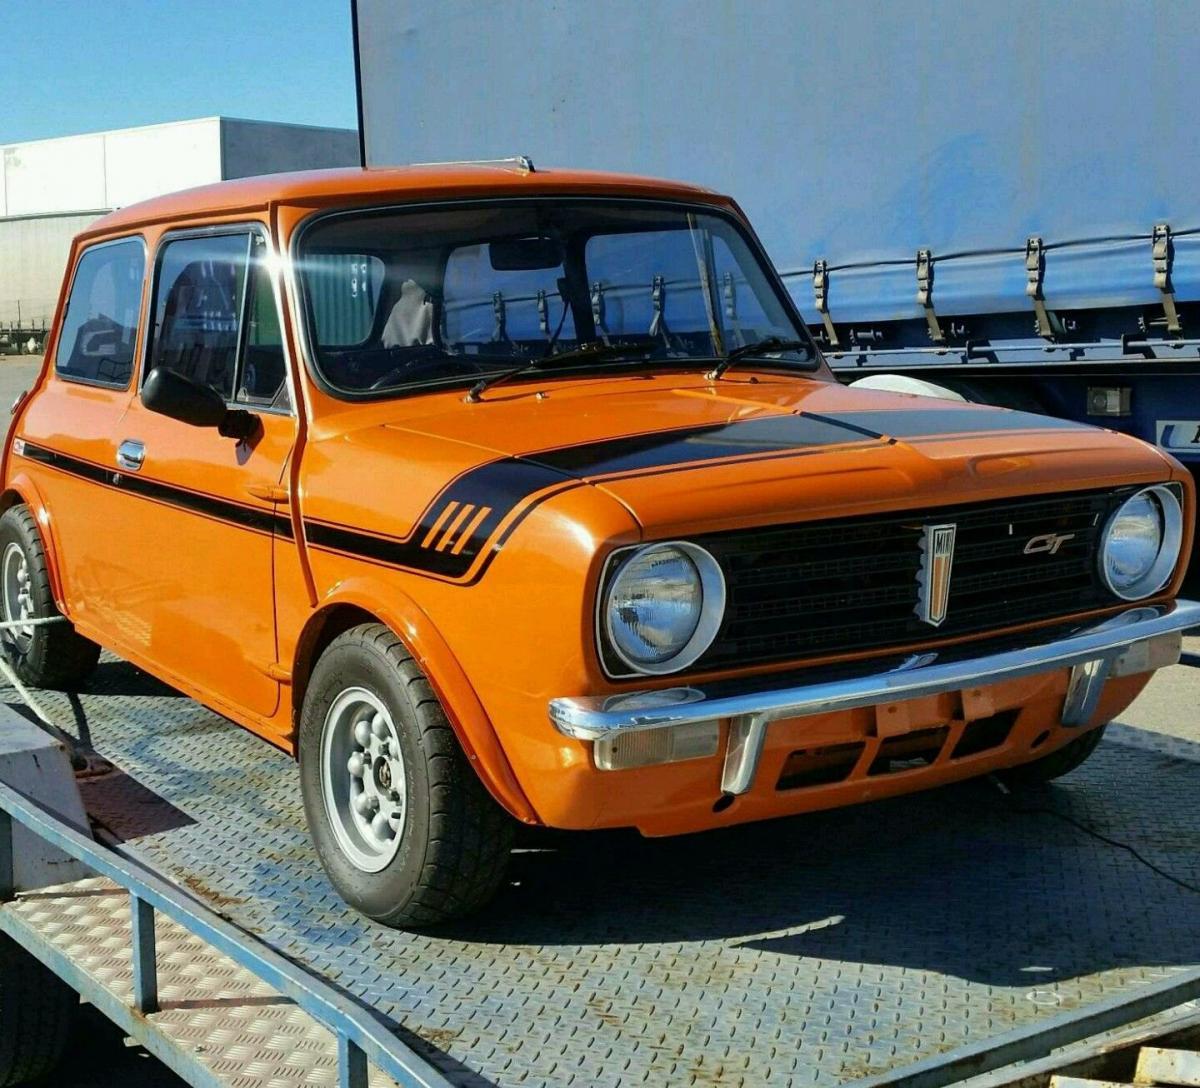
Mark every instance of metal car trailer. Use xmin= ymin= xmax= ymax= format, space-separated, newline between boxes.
xmin=2 ymin=652 xmax=1200 ymax=1088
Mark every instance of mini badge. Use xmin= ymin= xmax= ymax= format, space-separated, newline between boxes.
xmin=916 ymin=523 xmax=956 ymax=627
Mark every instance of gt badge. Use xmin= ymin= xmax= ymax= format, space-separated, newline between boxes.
xmin=915 ymin=523 xmax=956 ymax=627
xmin=1023 ymin=531 xmax=1075 ymax=555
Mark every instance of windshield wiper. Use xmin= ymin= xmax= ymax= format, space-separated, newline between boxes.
xmin=466 ymin=340 xmax=655 ymax=402
xmin=706 ymin=337 xmax=814 ymax=381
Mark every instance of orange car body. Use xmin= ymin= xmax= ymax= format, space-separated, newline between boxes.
xmin=4 ymin=165 xmax=1195 ymax=837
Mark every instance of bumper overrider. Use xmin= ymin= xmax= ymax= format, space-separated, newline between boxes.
xmin=549 ymin=600 xmax=1200 ymax=797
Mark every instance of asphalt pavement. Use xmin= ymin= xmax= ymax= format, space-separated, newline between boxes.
xmin=0 ymin=354 xmax=1194 ymax=1085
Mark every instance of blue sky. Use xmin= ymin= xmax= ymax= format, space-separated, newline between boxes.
xmin=2 ymin=0 xmax=358 ymax=143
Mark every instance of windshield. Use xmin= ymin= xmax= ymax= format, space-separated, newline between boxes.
xmin=295 ymin=199 xmax=816 ymax=396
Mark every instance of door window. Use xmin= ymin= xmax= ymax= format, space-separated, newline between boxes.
xmin=147 ymin=233 xmax=249 ymax=401
xmin=55 ymin=238 xmax=145 ymax=388
xmin=146 ymin=230 xmax=289 ymax=409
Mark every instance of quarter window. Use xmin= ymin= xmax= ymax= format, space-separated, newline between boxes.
xmin=55 ymin=238 xmax=145 ymax=388
xmin=239 ymin=243 xmax=289 ymax=408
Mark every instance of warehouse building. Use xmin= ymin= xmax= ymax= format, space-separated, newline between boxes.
xmin=0 ymin=116 xmax=358 ymax=346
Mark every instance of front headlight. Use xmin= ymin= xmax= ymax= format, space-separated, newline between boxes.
xmin=602 ymin=542 xmax=726 ymax=675
xmin=1100 ymin=484 xmax=1183 ymax=600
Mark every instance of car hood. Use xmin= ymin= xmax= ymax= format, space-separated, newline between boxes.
xmin=376 ymin=373 xmax=1174 ymax=538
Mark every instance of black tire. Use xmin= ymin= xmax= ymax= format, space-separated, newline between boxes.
xmin=0 ymin=935 xmax=78 ymax=1086
xmin=0 ymin=505 xmax=99 ymax=690
xmin=1002 ymin=724 xmax=1107 ymax=790
xmin=299 ymin=623 xmax=515 ymax=928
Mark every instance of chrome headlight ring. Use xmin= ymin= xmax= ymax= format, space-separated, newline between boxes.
xmin=1099 ymin=483 xmax=1184 ymax=601
xmin=600 ymin=541 xmax=726 ymax=677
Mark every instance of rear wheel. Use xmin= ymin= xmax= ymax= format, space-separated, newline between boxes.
xmin=1002 ymin=725 xmax=1107 ymax=789
xmin=0 ymin=934 xmax=78 ymax=1086
xmin=299 ymin=623 xmax=514 ymax=928
xmin=0 ymin=505 xmax=99 ymax=689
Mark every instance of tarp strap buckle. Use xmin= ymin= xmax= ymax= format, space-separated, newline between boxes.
xmin=723 ymin=271 xmax=744 ymax=347
xmin=491 ymin=291 xmax=508 ymax=343
xmin=916 ymin=249 xmax=946 ymax=345
xmin=1153 ymin=222 xmax=1183 ymax=336
xmin=591 ymin=281 xmax=610 ymax=343
xmin=812 ymin=259 xmax=840 ymax=349
xmin=649 ymin=274 xmax=669 ymax=341
xmin=1024 ymin=236 xmax=1062 ymax=341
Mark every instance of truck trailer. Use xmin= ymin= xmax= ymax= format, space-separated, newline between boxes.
xmin=352 ymin=0 xmax=1200 ymax=494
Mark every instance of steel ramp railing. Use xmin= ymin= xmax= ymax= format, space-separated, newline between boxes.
xmin=0 ymin=776 xmax=453 ymax=1088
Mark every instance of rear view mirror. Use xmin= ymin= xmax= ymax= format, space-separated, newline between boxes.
xmin=489 ymin=237 xmax=563 ymax=271
xmin=142 ymin=367 xmax=256 ymax=440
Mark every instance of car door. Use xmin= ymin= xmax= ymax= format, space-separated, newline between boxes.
xmin=103 ymin=224 xmax=295 ymax=719
xmin=14 ymin=235 xmax=146 ymax=638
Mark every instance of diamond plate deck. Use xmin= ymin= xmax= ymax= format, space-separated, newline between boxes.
xmin=3 ymin=877 xmax=398 ymax=1087
xmin=8 ymin=657 xmax=1200 ymax=1088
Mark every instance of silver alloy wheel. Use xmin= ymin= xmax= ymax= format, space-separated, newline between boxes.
xmin=319 ymin=687 xmax=408 ymax=873
xmin=1 ymin=542 xmax=35 ymax=652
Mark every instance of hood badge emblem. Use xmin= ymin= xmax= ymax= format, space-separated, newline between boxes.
xmin=916 ymin=523 xmax=957 ymax=627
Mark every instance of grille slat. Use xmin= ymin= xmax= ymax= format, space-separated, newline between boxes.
xmin=686 ymin=487 xmax=1129 ymax=673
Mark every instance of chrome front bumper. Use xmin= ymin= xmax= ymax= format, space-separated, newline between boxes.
xmin=549 ymin=599 xmax=1200 ymax=796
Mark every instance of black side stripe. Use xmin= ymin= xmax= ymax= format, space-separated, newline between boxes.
xmin=302 ymin=465 xmax=581 ymax=581
xmin=18 ymin=404 xmax=1087 ymax=585
xmin=20 ymin=443 xmax=288 ymax=537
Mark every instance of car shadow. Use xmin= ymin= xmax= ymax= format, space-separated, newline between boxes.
xmin=31 ymin=657 xmax=1200 ymax=1005
xmin=78 ymin=767 xmax=196 ymax=841
xmin=437 ymin=737 xmax=1200 ymax=988
xmin=83 ymin=658 xmax=187 ymax=699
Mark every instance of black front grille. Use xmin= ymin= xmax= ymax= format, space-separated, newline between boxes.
xmin=604 ymin=487 xmax=1138 ymax=678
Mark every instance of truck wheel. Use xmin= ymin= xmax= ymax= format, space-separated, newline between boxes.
xmin=0 ymin=935 xmax=77 ymax=1086
xmin=1002 ymin=725 xmax=1107 ymax=790
xmin=0 ymin=505 xmax=99 ymax=689
xmin=298 ymin=623 xmax=515 ymax=928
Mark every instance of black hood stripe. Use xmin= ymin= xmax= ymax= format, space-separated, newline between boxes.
xmin=18 ymin=404 xmax=1090 ymax=585
xmin=828 ymin=407 xmax=1091 ymax=437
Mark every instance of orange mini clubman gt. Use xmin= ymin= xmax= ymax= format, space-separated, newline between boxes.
xmin=2 ymin=161 xmax=1196 ymax=926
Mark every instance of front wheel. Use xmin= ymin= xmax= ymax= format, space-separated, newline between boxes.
xmin=298 ymin=624 xmax=514 ymax=928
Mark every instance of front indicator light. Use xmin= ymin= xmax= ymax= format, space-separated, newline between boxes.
xmin=593 ymin=721 xmax=720 ymax=770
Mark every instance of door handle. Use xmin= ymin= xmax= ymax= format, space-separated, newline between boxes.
xmin=245 ymin=482 xmax=290 ymax=503
xmin=116 ymin=440 xmax=145 ymax=471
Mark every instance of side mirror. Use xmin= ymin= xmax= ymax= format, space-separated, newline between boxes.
xmin=142 ymin=367 xmax=256 ymax=440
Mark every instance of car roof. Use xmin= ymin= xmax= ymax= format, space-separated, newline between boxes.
xmin=85 ymin=163 xmax=733 ymax=237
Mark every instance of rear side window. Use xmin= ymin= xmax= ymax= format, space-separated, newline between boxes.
xmin=55 ymin=238 xmax=145 ymax=388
